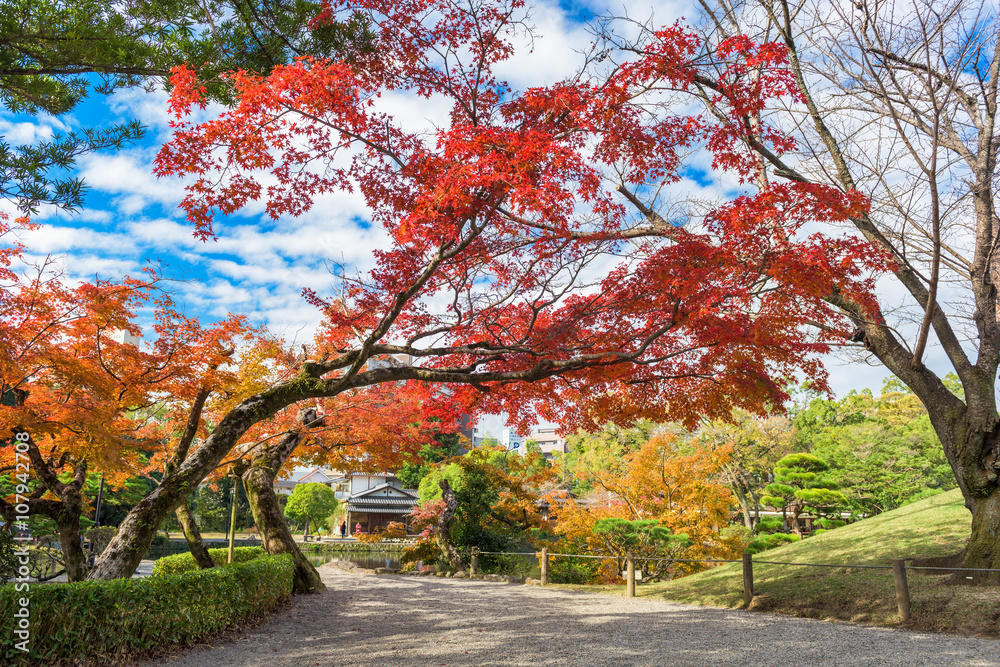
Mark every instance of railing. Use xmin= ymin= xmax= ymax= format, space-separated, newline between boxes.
xmin=467 ymin=547 xmax=1000 ymax=622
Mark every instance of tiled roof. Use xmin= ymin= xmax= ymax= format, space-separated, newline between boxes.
xmin=346 ymin=497 xmax=416 ymax=506
xmin=347 ymin=507 xmax=414 ymax=515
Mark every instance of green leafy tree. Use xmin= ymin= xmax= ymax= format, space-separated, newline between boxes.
xmin=562 ymin=421 xmax=659 ymax=494
xmin=794 ymin=389 xmax=953 ymax=515
xmin=760 ymin=453 xmax=847 ymax=537
xmin=696 ymin=411 xmax=797 ymax=529
xmin=82 ymin=473 xmax=156 ymax=528
xmin=414 ymin=447 xmax=553 ymax=571
xmin=396 ymin=432 xmax=462 ymax=489
xmin=0 ymin=524 xmax=16 ymax=580
xmin=284 ymin=482 xmax=338 ymax=535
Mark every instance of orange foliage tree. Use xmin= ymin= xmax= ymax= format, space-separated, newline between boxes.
xmin=0 ymin=213 xmax=252 ymax=580
xmin=598 ymin=434 xmax=739 ymax=563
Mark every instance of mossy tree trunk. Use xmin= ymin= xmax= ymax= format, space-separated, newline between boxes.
xmin=55 ymin=505 xmax=88 ymax=582
xmin=18 ymin=439 xmax=89 ymax=581
xmin=234 ymin=407 xmax=326 ymax=594
xmin=436 ymin=479 xmax=465 ymax=573
xmin=87 ymin=372 xmax=344 ymax=581
xmin=176 ymin=496 xmax=214 ymax=569
xmin=239 ymin=462 xmax=326 ymax=594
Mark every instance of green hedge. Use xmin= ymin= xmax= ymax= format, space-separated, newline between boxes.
xmin=151 ymin=546 xmax=267 ymax=576
xmin=0 ymin=552 xmax=294 ymax=666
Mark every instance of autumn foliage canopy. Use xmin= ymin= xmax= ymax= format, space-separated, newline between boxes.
xmin=155 ymin=0 xmax=889 ymax=433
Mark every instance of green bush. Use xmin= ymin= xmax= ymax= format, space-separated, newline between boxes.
xmin=754 ymin=516 xmax=784 ymax=534
xmin=549 ymin=555 xmax=600 ymax=584
xmin=151 ymin=546 xmax=266 ymax=577
xmin=0 ymin=552 xmax=293 ymax=666
xmin=747 ymin=532 xmax=800 ymax=555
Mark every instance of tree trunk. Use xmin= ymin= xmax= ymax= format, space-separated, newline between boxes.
xmin=176 ymin=497 xmax=214 ymax=570
xmin=56 ymin=514 xmax=88 ymax=582
xmin=789 ymin=501 xmax=804 ymax=538
xmin=724 ymin=467 xmax=754 ymax=530
xmin=85 ymin=339 xmax=630 ymax=580
xmin=682 ymin=0 xmax=1000 ymax=579
xmin=957 ymin=485 xmax=1000 ymax=582
xmin=239 ymin=461 xmax=326 ymax=594
xmin=436 ymin=479 xmax=465 ymax=572
xmin=87 ymin=377 xmax=337 ymax=581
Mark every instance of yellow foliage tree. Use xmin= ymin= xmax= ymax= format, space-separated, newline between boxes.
xmin=553 ymin=432 xmax=740 ymax=580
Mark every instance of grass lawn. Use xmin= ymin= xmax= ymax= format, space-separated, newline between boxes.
xmin=552 ymin=490 xmax=1000 ymax=636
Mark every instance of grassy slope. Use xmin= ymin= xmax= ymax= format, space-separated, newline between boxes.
xmin=556 ymin=490 xmax=1000 ymax=636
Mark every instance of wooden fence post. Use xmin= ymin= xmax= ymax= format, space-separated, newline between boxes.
xmin=540 ymin=547 xmax=549 ymax=586
xmin=892 ymin=558 xmax=911 ymax=622
xmin=742 ymin=552 xmax=754 ymax=607
xmin=626 ymin=552 xmax=635 ymax=597
xmin=471 ymin=547 xmax=478 ymax=575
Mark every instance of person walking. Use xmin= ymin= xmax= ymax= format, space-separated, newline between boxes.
xmin=355 ymin=522 xmax=362 ymax=536
xmin=340 ymin=521 xmax=347 ymax=539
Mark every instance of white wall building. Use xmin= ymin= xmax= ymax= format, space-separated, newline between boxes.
xmin=273 ymin=467 xmax=340 ymax=496
xmin=530 ymin=425 xmax=567 ymax=459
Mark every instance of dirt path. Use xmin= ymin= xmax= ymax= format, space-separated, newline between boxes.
xmin=145 ymin=565 xmax=1000 ymax=666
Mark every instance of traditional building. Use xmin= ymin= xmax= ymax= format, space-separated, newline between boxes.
xmin=340 ymin=473 xmax=419 ymax=533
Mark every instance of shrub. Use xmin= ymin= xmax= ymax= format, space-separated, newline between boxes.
xmin=549 ymin=555 xmax=600 ymax=584
xmin=401 ymin=538 xmax=441 ymax=565
xmin=754 ymin=516 xmax=784 ymax=534
xmin=384 ymin=521 xmax=408 ymax=541
xmin=746 ymin=532 xmax=800 ymax=555
xmin=0 ymin=553 xmax=294 ymax=666
xmin=0 ymin=527 xmax=15 ymax=581
xmin=902 ymin=487 xmax=945 ymax=506
xmin=720 ymin=525 xmax=752 ymax=552
xmin=82 ymin=526 xmax=117 ymax=555
xmin=356 ymin=530 xmax=385 ymax=544
xmin=151 ymin=546 xmax=266 ymax=577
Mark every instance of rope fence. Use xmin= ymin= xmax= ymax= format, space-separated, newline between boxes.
xmin=465 ymin=546 xmax=1000 ymax=622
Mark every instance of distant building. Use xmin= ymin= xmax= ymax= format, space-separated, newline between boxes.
xmin=273 ymin=466 xmax=339 ymax=496
xmin=501 ymin=427 xmax=526 ymax=452
xmin=111 ymin=330 xmax=142 ymax=346
xmin=530 ymin=425 xmax=567 ymax=459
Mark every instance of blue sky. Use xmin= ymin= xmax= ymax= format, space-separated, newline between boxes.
xmin=0 ymin=0 xmax=902 ymax=421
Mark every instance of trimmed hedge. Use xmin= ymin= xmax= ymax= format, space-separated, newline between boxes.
xmin=151 ymin=546 xmax=267 ymax=576
xmin=0 ymin=552 xmax=294 ymax=666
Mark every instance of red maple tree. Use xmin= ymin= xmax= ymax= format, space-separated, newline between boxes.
xmin=85 ymin=0 xmax=888 ymax=582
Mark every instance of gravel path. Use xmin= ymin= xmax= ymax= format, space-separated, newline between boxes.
xmin=145 ymin=564 xmax=1000 ymax=666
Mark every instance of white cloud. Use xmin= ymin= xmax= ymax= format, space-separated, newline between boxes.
xmin=21 ymin=225 xmax=137 ymax=255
